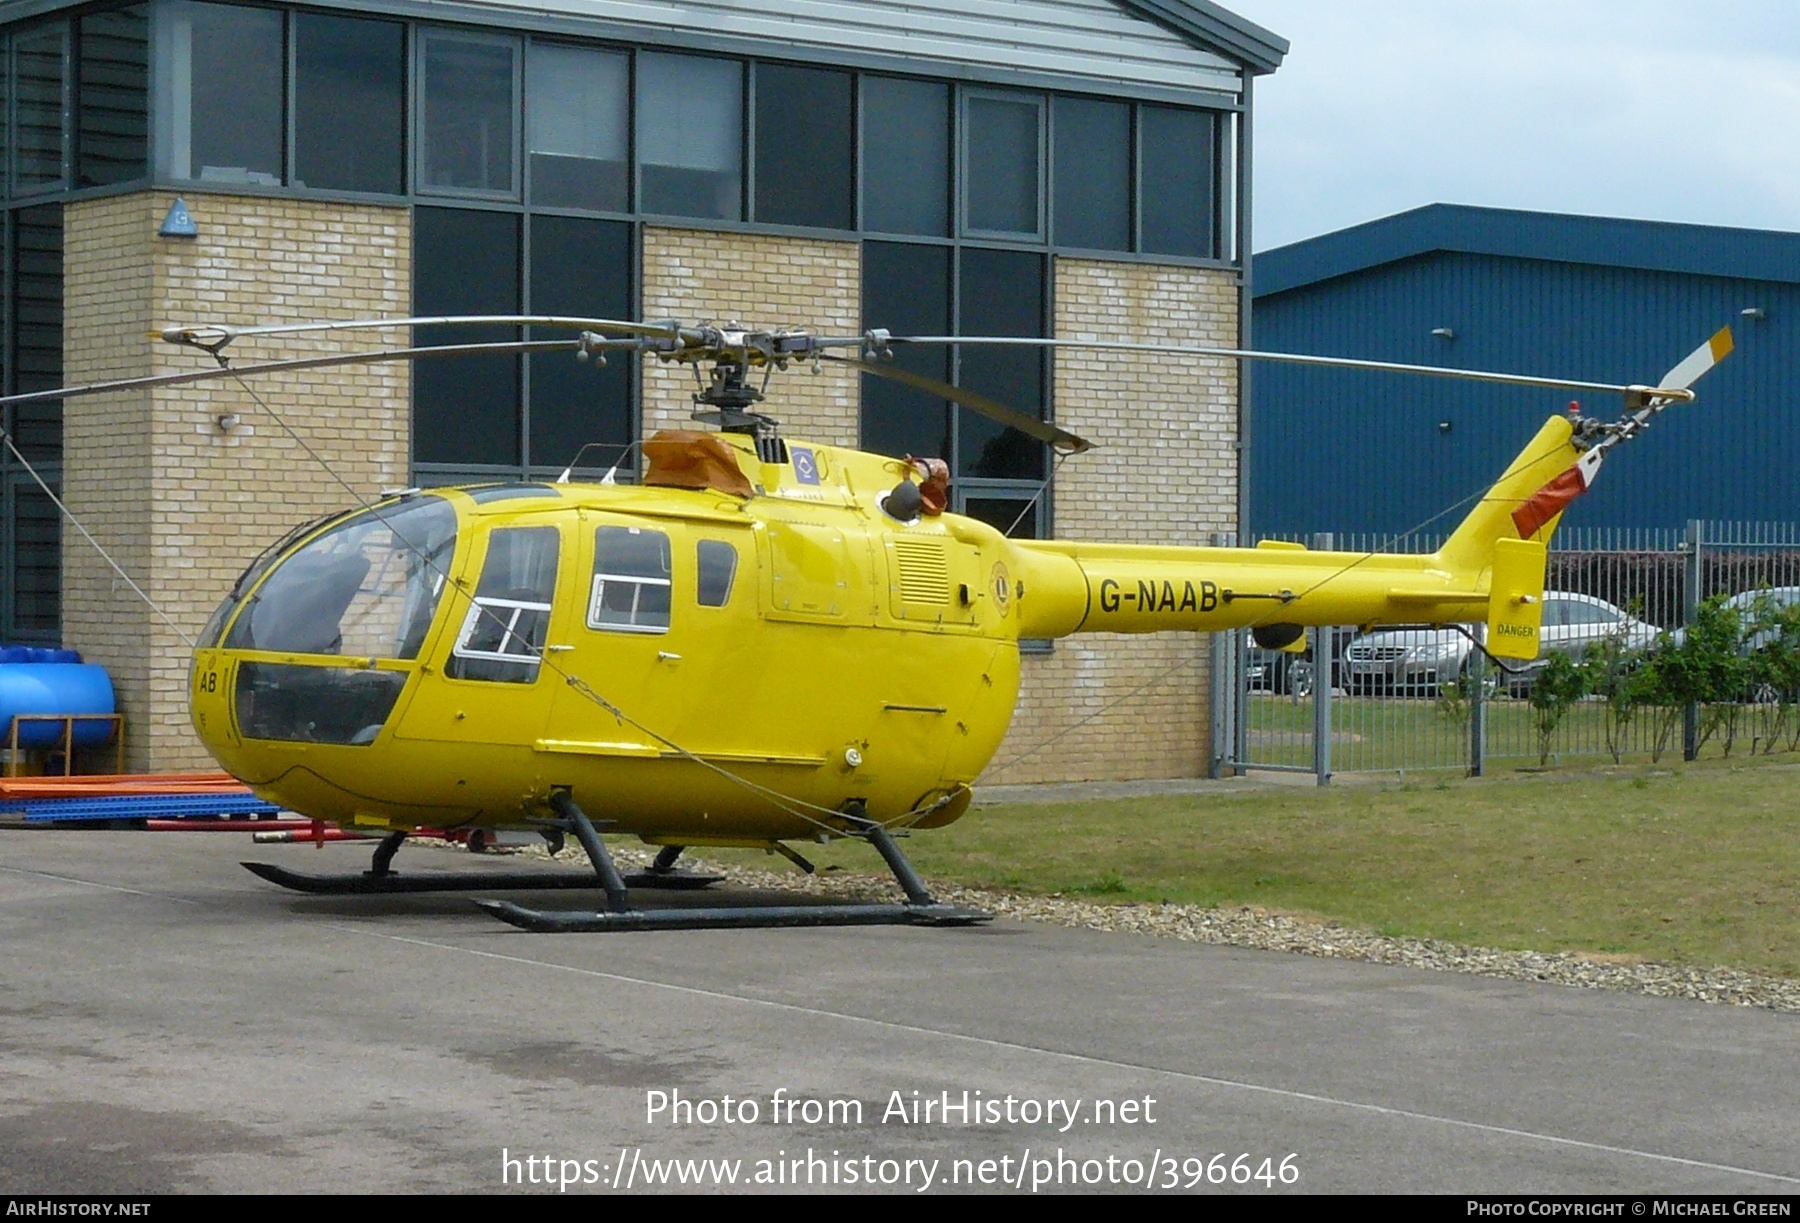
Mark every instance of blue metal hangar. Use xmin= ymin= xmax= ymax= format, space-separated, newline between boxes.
xmin=1248 ymin=204 xmax=1800 ymax=537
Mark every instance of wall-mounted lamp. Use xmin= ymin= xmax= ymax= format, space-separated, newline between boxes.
xmin=1742 ymin=307 xmax=1767 ymax=321
xmin=1430 ymin=327 xmax=1455 ymax=340
xmin=159 ymin=197 xmax=198 ymax=239
xmin=215 ymin=412 xmax=241 ymax=433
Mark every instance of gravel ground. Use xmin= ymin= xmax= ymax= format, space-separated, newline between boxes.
xmin=489 ymin=839 xmax=1800 ymax=1015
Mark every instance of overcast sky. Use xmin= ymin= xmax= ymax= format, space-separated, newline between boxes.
xmin=1222 ymin=1 xmax=1800 ymax=251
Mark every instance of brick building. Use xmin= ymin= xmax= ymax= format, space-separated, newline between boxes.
xmin=0 ymin=0 xmax=1285 ymax=779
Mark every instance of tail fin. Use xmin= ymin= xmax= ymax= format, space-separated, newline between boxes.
xmin=1436 ymin=415 xmax=1580 ymax=661
xmin=1437 ymin=414 xmax=1581 ymax=574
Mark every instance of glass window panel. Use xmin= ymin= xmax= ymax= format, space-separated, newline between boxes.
xmin=527 ymin=43 xmax=627 ymax=211
xmin=226 ymin=497 xmax=458 ymax=659
xmin=14 ymin=24 xmax=68 ymax=191
xmin=450 ymin=525 xmax=560 ymax=682
xmin=153 ymin=2 xmax=282 ymax=186
xmin=754 ymin=63 xmax=851 ymax=229
xmin=637 ymin=53 xmax=741 ymax=221
xmin=861 ymin=241 xmax=950 ymax=463
xmin=421 ymin=31 xmax=517 ymax=195
xmin=962 ymin=496 xmax=1038 ymax=540
xmin=12 ymin=205 xmax=62 ymax=461
xmin=234 ymin=663 xmax=407 ymax=745
xmin=696 ymin=540 xmax=737 ymax=607
xmin=9 ymin=479 xmax=61 ymax=637
xmin=958 ymin=247 xmax=1045 ymax=481
xmin=78 ymin=6 xmax=148 ymax=189
xmin=413 ymin=208 xmax=521 ymax=466
xmin=965 ymin=92 xmax=1040 ymax=236
xmin=589 ymin=526 xmax=671 ymax=633
xmin=862 ymin=77 xmax=948 ymax=237
xmin=1139 ymin=105 xmax=1217 ymax=259
xmin=295 ymin=12 xmax=404 ymax=195
xmin=2 ymin=34 xmax=11 ymax=199
xmin=1052 ymin=95 xmax=1129 ymax=251
xmin=528 ymin=214 xmax=632 ymax=471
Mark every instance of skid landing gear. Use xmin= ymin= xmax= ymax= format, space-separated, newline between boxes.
xmin=242 ymin=826 xmax=611 ymax=896
xmin=475 ymin=792 xmax=991 ymax=933
xmin=620 ymin=844 xmax=724 ymax=891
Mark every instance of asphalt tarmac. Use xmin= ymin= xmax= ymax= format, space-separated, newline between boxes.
xmin=1 ymin=830 xmax=1795 ymax=1195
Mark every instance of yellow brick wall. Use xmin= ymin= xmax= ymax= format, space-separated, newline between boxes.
xmin=983 ymin=258 xmax=1239 ymax=783
xmin=640 ymin=226 xmax=860 ymax=446
xmin=61 ymin=195 xmax=156 ymax=756
xmin=63 ymin=191 xmax=410 ymax=770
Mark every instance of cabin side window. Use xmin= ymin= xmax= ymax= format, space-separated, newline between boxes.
xmin=589 ymin=526 xmax=671 ymax=633
xmin=448 ymin=525 xmax=560 ymax=682
xmin=695 ymin=540 xmax=737 ymax=608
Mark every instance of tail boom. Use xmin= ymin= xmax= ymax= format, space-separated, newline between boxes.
xmin=1012 ymin=539 xmax=1501 ymax=639
xmin=1010 ymin=414 xmax=1577 ymax=651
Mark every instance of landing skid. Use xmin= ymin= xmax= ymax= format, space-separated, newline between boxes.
xmin=242 ymin=827 xmax=724 ymax=896
xmin=242 ymin=860 xmax=605 ymax=896
xmin=476 ymin=899 xmax=985 ymax=932
xmin=477 ymin=792 xmax=991 ymax=933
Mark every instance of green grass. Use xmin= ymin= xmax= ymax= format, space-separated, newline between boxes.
xmin=702 ymin=755 xmax=1800 ymax=978
xmin=1239 ymin=692 xmax=1800 ymax=771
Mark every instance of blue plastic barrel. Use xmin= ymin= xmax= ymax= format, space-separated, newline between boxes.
xmin=0 ymin=658 xmax=116 ymax=749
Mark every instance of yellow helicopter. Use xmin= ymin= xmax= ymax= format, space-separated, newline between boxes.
xmin=3 ymin=317 xmax=1732 ymax=931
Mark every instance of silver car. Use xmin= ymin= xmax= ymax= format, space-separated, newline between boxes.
xmin=1345 ymin=593 xmax=1657 ymax=697
xmin=1667 ymin=587 xmax=1800 ymax=653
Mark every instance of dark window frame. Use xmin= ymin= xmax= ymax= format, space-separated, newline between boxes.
xmin=634 ymin=49 xmax=745 ymax=225
xmin=290 ymin=8 xmax=408 ymax=197
xmin=152 ymin=0 xmax=287 ymax=190
xmin=859 ymin=235 xmax=1054 ymax=535
xmin=1 ymin=10 xmax=1240 ymax=266
xmin=751 ymin=59 xmax=854 ymax=231
xmin=75 ymin=4 xmax=150 ymax=191
xmin=411 ymin=201 xmax=640 ymax=486
xmin=1049 ymin=92 xmax=1132 ymax=254
xmin=0 ymin=200 xmax=63 ymax=644
xmin=10 ymin=18 xmax=71 ymax=197
xmin=524 ymin=37 xmax=631 ymax=213
xmin=1135 ymin=102 xmax=1220 ymax=261
xmin=958 ymin=86 xmax=1044 ymax=242
xmin=856 ymin=72 xmax=952 ymax=240
xmin=414 ymin=24 xmax=521 ymax=201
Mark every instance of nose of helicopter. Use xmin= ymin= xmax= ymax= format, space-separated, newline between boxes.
xmin=185 ymin=493 xmax=463 ymax=810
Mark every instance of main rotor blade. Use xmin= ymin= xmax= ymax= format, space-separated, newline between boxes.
xmin=161 ymin=315 xmax=679 ymax=351
xmin=821 ymin=353 xmax=1093 ymax=455
xmin=0 ymin=340 xmax=594 ymax=410
xmin=1657 ymin=326 xmax=1733 ymax=392
xmin=891 ymin=337 xmax=1698 ymax=404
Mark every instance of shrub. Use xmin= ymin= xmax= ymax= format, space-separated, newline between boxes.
xmin=1529 ymin=650 xmax=1589 ymax=766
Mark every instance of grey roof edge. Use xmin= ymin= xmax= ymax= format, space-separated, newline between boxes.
xmin=1119 ymin=0 xmax=1289 ymax=74
xmin=1 ymin=0 xmax=1288 ymax=76
xmin=1254 ymin=203 xmax=1800 ymax=296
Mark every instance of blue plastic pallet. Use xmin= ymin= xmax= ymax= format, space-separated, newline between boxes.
xmin=8 ymin=793 xmax=286 ymax=822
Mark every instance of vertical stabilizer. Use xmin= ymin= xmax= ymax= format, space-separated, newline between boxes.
xmin=1436 ymin=414 xmax=1581 ymax=577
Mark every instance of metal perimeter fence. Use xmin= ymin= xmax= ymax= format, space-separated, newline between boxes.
xmin=1208 ymin=521 xmax=1800 ymax=782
